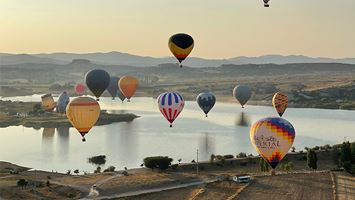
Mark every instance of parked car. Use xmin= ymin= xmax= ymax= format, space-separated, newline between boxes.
xmin=232 ymin=175 xmax=251 ymax=183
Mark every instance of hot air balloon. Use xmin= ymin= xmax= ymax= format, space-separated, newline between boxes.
xmin=157 ymin=92 xmax=185 ymax=127
xmin=250 ymin=117 xmax=295 ymax=171
xmin=66 ymin=97 xmax=100 ymax=142
xmin=107 ymin=76 xmax=119 ymax=100
xmin=56 ymin=91 xmax=70 ymax=114
xmin=196 ymin=92 xmax=216 ymax=117
xmin=118 ymin=76 xmax=138 ymax=102
xmin=75 ymin=83 xmax=86 ymax=96
xmin=263 ymin=0 xmax=270 ymax=7
xmin=233 ymin=85 xmax=252 ymax=108
xmin=41 ymin=94 xmax=56 ymax=112
xmin=272 ymin=92 xmax=288 ymax=117
xmin=168 ymin=33 xmax=194 ymax=68
xmin=85 ymin=69 xmax=110 ymax=101
xmin=117 ymin=89 xmax=126 ymax=103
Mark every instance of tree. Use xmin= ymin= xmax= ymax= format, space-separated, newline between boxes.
xmin=143 ymin=156 xmax=173 ymax=171
xmin=340 ymin=142 xmax=353 ymax=173
xmin=178 ymin=158 xmax=182 ymax=164
xmin=259 ymin=158 xmax=269 ymax=172
xmin=307 ymin=149 xmax=318 ymax=170
xmin=74 ymin=169 xmax=79 ymax=175
xmin=66 ymin=170 xmax=71 ymax=175
xmin=88 ymin=155 xmax=106 ymax=166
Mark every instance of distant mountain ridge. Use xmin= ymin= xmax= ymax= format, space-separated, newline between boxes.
xmin=1 ymin=52 xmax=354 ymax=67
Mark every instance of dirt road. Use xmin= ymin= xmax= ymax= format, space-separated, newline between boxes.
xmin=334 ymin=172 xmax=355 ymax=200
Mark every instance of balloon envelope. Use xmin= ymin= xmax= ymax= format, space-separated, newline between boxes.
xmin=118 ymin=76 xmax=138 ymax=101
xmin=41 ymin=94 xmax=56 ymax=112
xmin=196 ymin=92 xmax=216 ymax=117
xmin=168 ymin=33 xmax=194 ymax=66
xmin=233 ymin=85 xmax=252 ymax=108
xmin=272 ymin=92 xmax=288 ymax=117
xmin=85 ymin=69 xmax=110 ymax=101
xmin=75 ymin=83 xmax=85 ymax=95
xmin=157 ymin=92 xmax=185 ymax=127
xmin=107 ymin=76 xmax=119 ymax=100
xmin=56 ymin=91 xmax=70 ymax=114
xmin=66 ymin=97 xmax=100 ymax=142
xmin=250 ymin=117 xmax=295 ymax=168
xmin=117 ymin=89 xmax=126 ymax=102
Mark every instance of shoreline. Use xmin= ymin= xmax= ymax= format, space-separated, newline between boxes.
xmin=0 ymin=100 xmax=139 ymax=128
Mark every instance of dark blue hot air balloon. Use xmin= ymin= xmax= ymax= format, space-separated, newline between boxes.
xmin=56 ymin=91 xmax=70 ymax=114
xmin=85 ymin=69 xmax=110 ymax=101
xmin=107 ymin=76 xmax=119 ymax=100
xmin=196 ymin=92 xmax=216 ymax=117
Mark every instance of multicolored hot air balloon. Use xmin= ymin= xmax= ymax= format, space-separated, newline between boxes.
xmin=263 ymin=0 xmax=270 ymax=7
xmin=250 ymin=117 xmax=295 ymax=170
xmin=168 ymin=33 xmax=194 ymax=68
xmin=75 ymin=83 xmax=86 ymax=96
xmin=157 ymin=92 xmax=185 ymax=127
xmin=118 ymin=76 xmax=138 ymax=102
xmin=233 ymin=85 xmax=252 ymax=108
xmin=107 ymin=76 xmax=119 ymax=100
xmin=272 ymin=92 xmax=288 ymax=117
xmin=66 ymin=97 xmax=100 ymax=142
xmin=56 ymin=91 xmax=70 ymax=114
xmin=41 ymin=94 xmax=56 ymax=112
xmin=85 ymin=69 xmax=110 ymax=101
xmin=196 ymin=92 xmax=216 ymax=117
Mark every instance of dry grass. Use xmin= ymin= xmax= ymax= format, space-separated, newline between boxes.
xmin=234 ymin=172 xmax=333 ymax=200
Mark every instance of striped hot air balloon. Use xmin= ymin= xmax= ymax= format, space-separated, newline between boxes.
xmin=250 ymin=117 xmax=295 ymax=171
xmin=157 ymin=92 xmax=185 ymax=127
xmin=41 ymin=93 xmax=56 ymax=112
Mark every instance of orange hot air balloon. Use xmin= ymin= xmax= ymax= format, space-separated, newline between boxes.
xmin=66 ymin=97 xmax=100 ymax=142
xmin=118 ymin=76 xmax=138 ymax=102
xmin=41 ymin=94 xmax=56 ymax=112
xmin=272 ymin=92 xmax=288 ymax=117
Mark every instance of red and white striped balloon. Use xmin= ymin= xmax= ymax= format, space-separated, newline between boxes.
xmin=157 ymin=92 xmax=184 ymax=127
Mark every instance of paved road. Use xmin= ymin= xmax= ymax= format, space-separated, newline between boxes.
xmin=81 ymin=178 xmax=217 ymax=200
xmin=334 ymin=172 xmax=355 ymax=200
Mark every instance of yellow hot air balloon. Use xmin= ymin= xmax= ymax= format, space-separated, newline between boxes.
xmin=66 ymin=97 xmax=100 ymax=142
xmin=272 ymin=92 xmax=288 ymax=117
xmin=250 ymin=117 xmax=295 ymax=173
xmin=41 ymin=94 xmax=56 ymax=112
xmin=118 ymin=76 xmax=138 ymax=102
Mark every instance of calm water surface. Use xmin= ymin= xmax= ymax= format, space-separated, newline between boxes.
xmin=0 ymin=95 xmax=354 ymax=173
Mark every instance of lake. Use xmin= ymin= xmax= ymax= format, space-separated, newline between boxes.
xmin=0 ymin=95 xmax=354 ymax=173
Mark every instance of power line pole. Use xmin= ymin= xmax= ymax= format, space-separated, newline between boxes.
xmin=196 ymin=149 xmax=199 ymax=176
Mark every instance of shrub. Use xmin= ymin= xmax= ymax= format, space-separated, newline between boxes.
xmin=223 ymin=154 xmax=234 ymax=159
xmin=17 ymin=179 xmax=28 ymax=189
xmin=88 ymin=155 xmax=106 ymax=166
xmin=236 ymin=152 xmax=247 ymax=158
xmin=94 ymin=166 xmax=101 ymax=173
xmin=103 ymin=166 xmax=115 ymax=172
xmin=210 ymin=154 xmax=215 ymax=163
xmin=143 ymin=156 xmax=173 ymax=171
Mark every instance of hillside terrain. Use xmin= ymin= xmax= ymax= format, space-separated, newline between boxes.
xmin=1 ymin=61 xmax=355 ymax=109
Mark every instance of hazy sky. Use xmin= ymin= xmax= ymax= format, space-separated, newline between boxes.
xmin=0 ymin=0 xmax=354 ymax=58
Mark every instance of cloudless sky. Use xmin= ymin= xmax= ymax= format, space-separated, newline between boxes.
xmin=0 ymin=0 xmax=354 ymax=58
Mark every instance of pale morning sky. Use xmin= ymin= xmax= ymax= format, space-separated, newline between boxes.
xmin=0 ymin=0 xmax=354 ymax=58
